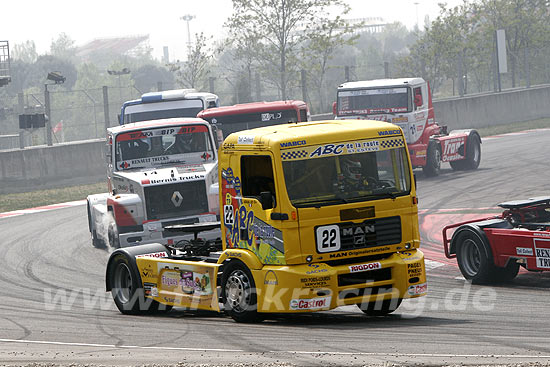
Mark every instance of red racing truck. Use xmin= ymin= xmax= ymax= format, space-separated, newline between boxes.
xmin=443 ymin=196 xmax=550 ymax=283
xmin=197 ymin=100 xmax=309 ymax=145
xmin=334 ymin=78 xmax=481 ymax=176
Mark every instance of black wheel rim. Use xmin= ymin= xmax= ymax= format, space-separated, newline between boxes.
xmin=462 ymin=238 xmax=481 ymax=276
xmin=113 ymin=263 xmax=132 ymax=304
xmin=225 ymin=269 xmax=251 ymax=313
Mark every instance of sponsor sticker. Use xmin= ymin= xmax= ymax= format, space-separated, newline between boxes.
xmin=516 ymin=247 xmax=533 ymax=256
xmin=534 ymin=239 xmax=550 ymax=268
xmin=136 ymin=251 xmax=169 ymax=258
xmin=348 ymin=262 xmax=382 ymax=273
xmin=289 ymin=296 xmax=332 ymax=310
xmin=407 ymin=282 xmax=427 ymax=296
xmin=238 ymin=135 xmax=255 ymax=145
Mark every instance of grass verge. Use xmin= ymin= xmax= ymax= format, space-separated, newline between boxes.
xmin=1 ymin=117 xmax=549 ymax=213
xmin=475 ymin=117 xmax=550 ymax=137
xmin=0 ymin=182 xmax=105 ymax=213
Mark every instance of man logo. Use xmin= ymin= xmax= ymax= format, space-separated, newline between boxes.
xmin=171 ymin=191 xmax=183 ymax=207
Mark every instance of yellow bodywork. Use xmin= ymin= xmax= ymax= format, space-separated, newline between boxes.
xmin=137 ymin=120 xmax=427 ymax=314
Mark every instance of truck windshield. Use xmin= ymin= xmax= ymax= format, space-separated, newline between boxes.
xmin=123 ymin=99 xmax=204 ymax=123
xmin=115 ymin=124 xmax=214 ymax=171
xmin=283 ymin=146 xmax=411 ymax=208
xmin=337 ymin=87 xmax=411 ymax=116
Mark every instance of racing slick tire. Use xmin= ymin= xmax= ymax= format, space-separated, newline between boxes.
xmin=91 ymin=230 xmax=106 ymax=249
xmin=88 ymin=203 xmax=106 ymax=248
xmin=450 ymin=133 xmax=481 ymax=171
xmin=358 ymin=298 xmax=402 ymax=316
xmin=108 ymin=253 xmax=171 ymax=315
xmin=221 ymin=261 xmax=263 ymax=323
xmin=492 ymin=261 xmax=520 ymax=283
xmin=423 ymin=141 xmax=441 ymax=177
xmin=455 ymin=228 xmax=495 ymax=284
xmin=108 ymin=222 xmax=121 ymax=249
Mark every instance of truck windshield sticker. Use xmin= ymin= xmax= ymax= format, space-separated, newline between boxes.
xmin=337 ymin=87 xmax=409 ymax=116
xmin=115 ymin=124 xmax=214 ymax=171
xmin=281 ymin=137 xmax=404 ymax=161
xmin=237 ymin=135 xmax=255 ymax=145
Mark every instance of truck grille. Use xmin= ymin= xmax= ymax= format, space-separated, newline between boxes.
xmin=338 ymin=216 xmax=401 ymax=251
xmin=144 ymin=181 xmax=208 ymax=220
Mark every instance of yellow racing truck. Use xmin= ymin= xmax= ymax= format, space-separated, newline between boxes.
xmin=105 ymin=119 xmax=426 ymax=322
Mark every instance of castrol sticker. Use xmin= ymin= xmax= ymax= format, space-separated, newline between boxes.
xmin=348 ymin=262 xmax=382 ymax=273
xmin=136 ymin=251 xmax=169 ymax=258
xmin=289 ymin=296 xmax=331 ymax=310
xmin=408 ymin=282 xmax=428 ymax=296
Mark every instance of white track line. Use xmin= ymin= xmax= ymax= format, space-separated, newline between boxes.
xmin=0 ymin=199 xmax=86 ymax=219
xmin=1 ymin=338 xmax=549 ymax=359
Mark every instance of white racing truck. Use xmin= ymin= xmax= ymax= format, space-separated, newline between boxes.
xmin=334 ymin=77 xmax=481 ymax=176
xmin=119 ymin=89 xmax=219 ymax=125
xmin=87 ymin=118 xmax=219 ymax=248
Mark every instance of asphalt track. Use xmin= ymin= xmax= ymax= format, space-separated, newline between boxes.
xmin=1 ymin=129 xmax=549 ymax=366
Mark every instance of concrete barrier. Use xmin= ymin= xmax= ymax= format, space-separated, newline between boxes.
xmin=433 ymin=84 xmax=550 ymax=129
xmin=1 ymin=85 xmax=549 ymax=194
xmin=0 ymin=139 xmax=106 ymax=194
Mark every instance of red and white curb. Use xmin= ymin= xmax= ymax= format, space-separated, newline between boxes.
xmin=0 ymin=200 xmax=86 ymax=219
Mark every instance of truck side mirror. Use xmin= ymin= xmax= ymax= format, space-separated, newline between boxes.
xmin=105 ymin=144 xmax=112 ymax=164
xmin=332 ymin=101 xmax=337 ymax=116
xmin=259 ymin=191 xmax=275 ymax=210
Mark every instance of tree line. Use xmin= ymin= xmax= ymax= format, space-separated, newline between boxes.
xmin=2 ymin=0 xmax=550 ymax=141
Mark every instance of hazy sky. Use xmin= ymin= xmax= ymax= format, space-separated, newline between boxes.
xmin=4 ymin=0 xmax=464 ymax=61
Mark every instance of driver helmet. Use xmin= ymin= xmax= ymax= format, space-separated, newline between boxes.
xmin=341 ymin=157 xmax=363 ymax=182
xmin=180 ymin=133 xmax=194 ymax=146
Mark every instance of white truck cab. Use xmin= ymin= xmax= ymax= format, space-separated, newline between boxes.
xmin=87 ymin=118 xmax=219 ymax=248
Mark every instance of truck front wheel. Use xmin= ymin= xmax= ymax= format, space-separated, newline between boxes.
xmin=88 ymin=203 xmax=105 ymax=248
xmin=221 ymin=261 xmax=262 ymax=323
xmin=108 ymin=222 xmax=120 ymax=248
xmin=423 ymin=141 xmax=441 ymax=177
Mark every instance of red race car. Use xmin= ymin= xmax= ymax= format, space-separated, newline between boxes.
xmin=443 ymin=197 xmax=550 ymax=283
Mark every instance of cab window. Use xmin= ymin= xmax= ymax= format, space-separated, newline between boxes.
xmin=241 ymin=155 xmax=276 ymax=209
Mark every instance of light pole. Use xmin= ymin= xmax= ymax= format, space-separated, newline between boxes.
xmin=45 ymin=71 xmax=65 ymax=146
xmin=180 ymin=14 xmax=195 ymax=59
xmin=107 ymin=68 xmax=131 ymax=104
xmin=414 ymin=2 xmax=420 ymax=31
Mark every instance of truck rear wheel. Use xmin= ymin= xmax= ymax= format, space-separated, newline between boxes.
xmin=455 ymin=229 xmax=494 ymax=284
xmin=358 ymin=298 xmax=402 ymax=316
xmin=108 ymin=254 xmax=170 ymax=315
xmin=450 ymin=133 xmax=481 ymax=171
xmin=423 ymin=141 xmax=441 ymax=177
xmin=492 ymin=261 xmax=519 ymax=283
xmin=222 ymin=261 xmax=262 ymax=323
xmin=463 ymin=133 xmax=481 ymax=170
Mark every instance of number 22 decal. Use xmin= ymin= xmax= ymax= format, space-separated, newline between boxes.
xmin=316 ymin=225 xmax=341 ymax=253
xmin=224 ymin=205 xmax=234 ymax=226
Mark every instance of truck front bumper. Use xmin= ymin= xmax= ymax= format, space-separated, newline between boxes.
xmin=119 ymin=214 xmax=220 ymax=247
xmin=252 ymin=249 xmax=426 ymax=313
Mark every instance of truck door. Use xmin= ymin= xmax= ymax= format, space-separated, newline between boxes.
xmin=221 ymin=153 xmax=286 ymax=265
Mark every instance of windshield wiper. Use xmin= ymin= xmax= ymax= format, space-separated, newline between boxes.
xmin=160 ymin=159 xmax=187 ymax=165
xmin=293 ymin=196 xmax=351 ymax=208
